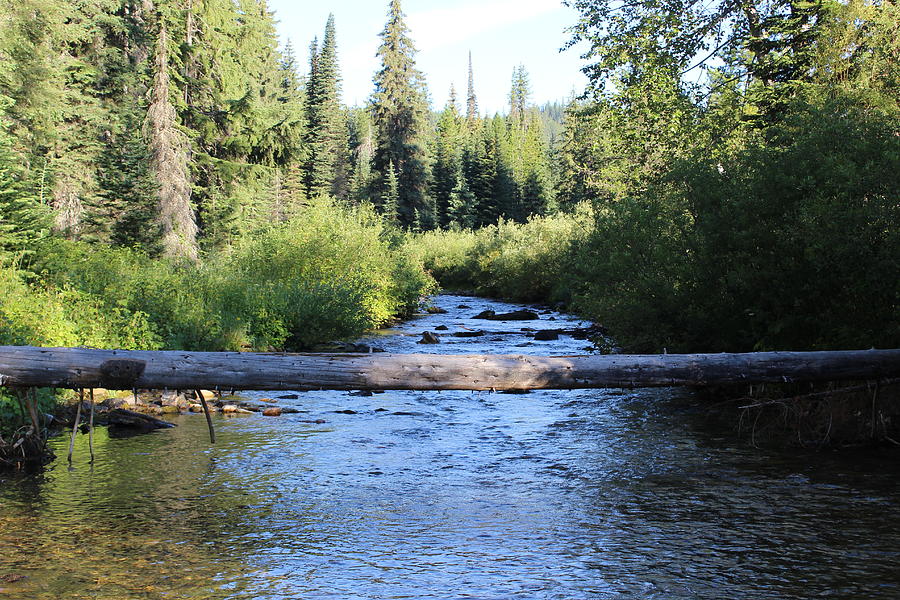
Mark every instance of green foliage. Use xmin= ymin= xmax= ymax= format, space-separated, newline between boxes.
xmin=15 ymin=198 xmax=434 ymax=353
xmin=0 ymin=102 xmax=51 ymax=257
xmin=371 ymin=0 xmax=432 ymax=227
xmin=207 ymin=198 xmax=435 ymax=349
xmin=409 ymin=205 xmax=590 ymax=302
xmin=569 ymin=99 xmax=900 ymax=352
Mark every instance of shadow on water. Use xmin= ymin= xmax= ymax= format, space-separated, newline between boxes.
xmin=1 ymin=294 xmax=898 ymax=599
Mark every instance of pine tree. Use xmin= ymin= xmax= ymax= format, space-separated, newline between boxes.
xmin=432 ymin=86 xmax=463 ymax=227
xmin=146 ymin=18 xmax=198 ymax=260
xmin=175 ymin=0 xmax=305 ymax=248
xmin=509 ymin=65 xmax=530 ymax=124
xmin=278 ymin=39 xmax=308 ymax=217
xmin=371 ymin=0 xmax=431 ymax=227
xmin=466 ymin=51 xmax=478 ymax=123
xmin=0 ymin=88 xmax=49 ymax=256
xmin=381 ymin=160 xmax=400 ymax=224
xmin=447 ymin=168 xmax=477 ymax=229
xmin=303 ymin=14 xmax=347 ymax=199
xmin=347 ymin=107 xmax=376 ymax=204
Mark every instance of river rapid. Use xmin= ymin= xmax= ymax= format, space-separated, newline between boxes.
xmin=1 ymin=294 xmax=898 ymax=599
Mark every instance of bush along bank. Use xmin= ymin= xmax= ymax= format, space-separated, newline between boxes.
xmin=0 ymin=198 xmax=436 ymax=467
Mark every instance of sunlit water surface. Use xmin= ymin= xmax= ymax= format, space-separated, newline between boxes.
xmin=1 ymin=295 xmax=898 ymax=599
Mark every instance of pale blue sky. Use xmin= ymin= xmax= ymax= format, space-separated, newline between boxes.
xmin=268 ymin=0 xmax=589 ymax=114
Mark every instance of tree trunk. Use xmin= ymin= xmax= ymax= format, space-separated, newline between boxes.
xmin=0 ymin=346 xmax=898 ymax=391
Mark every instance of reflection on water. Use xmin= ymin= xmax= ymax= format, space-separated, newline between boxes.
xmin=1 ymin=295 xmax=899 ymax=599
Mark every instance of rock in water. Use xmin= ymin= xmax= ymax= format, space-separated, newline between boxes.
xmin=534 ymin=330 xmax=560 ymax=341
xmin=473 ymin=309 xmax=540 ymax=321
xmin=107 ymin=409 xmax=175 ymax=434
xmin=262 ymin=407 xmax=282 ymax=417
xmin=418 ymin=331 xmax=441 ymax=344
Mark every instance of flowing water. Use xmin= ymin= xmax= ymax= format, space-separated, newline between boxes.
xmin=1 ymin=295 xmax=898 ymax=599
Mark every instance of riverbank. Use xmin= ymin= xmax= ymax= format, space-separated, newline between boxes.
xmin=0 ymin=198 xmax=436 ymax=467
xmin=2 ymin=293 xmax=899 ymax=599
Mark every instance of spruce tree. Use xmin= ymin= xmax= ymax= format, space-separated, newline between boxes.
xmin=371 ymin=0 xmax=431 ymax=227
xmin=432 ymin=87 xmax=463 ymax=227
xmin=146 ymin=18 xmax=198 ymax=260
xmin=0 ymin=89 xmax=49 ymax=256
xmin=447 ymin=168 xmax=477 ymax=229
xmin=381 ymin=160 xmax=400 ymax=224
xmin=303 ymin=14 xmax=347 ymax=199
xmin=509 ymin=65 xmax=530 ymax=124
xmin=466 ymin=51 xmax=478 ymax=123
xmin=347 ymin=107 xmax=376 ymax=204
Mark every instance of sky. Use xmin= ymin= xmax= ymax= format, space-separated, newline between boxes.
xmin=267 ymin=0 xmax=590 ymax=115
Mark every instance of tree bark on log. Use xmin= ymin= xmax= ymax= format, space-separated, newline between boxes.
xmin=0 ymin=346 xmax=898 ymax=391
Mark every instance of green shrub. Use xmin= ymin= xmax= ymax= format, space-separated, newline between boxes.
xmin=210 ymin=198 xmax=436 ymax=349
xmin=16 ymin=197 xmax=435 ymax=352
xmin=409 ymin=205 xmax=590 ymax=304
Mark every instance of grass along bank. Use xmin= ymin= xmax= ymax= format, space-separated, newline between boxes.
xmin=0 ymin=198 xmax=435 ymax=464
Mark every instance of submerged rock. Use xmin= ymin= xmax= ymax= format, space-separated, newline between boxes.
xmin=418 ymin=331 xmax=441 ymax=344
xmin=473 ymin=309 xmax=540 ymax=321
xmin=534 ymin=330 xmax=560 ymax=341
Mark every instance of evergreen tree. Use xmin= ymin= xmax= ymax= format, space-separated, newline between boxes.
xmin=381 ymin=160 xmax=400 ymax=224
xmin=277 ymin=39 xmax=308 ymax=217
xmin=303 ymin=14 xmax=347 ymax=199
xmin=146 ymin=16 xmax=198 ymax=260
xmin=509 ymin=65 xmax=530 ymax=123
xmin=466 ymin=51 xmax=478 ymax=123
xmin=0 ymin=87 xmax=49 ymax=256
xmin=447 ymin=168 xmax=477 ymax=229
xmin=97 ymin=118 xmax=162 ymax=255
xmin=371 ymin=0 xmax=431 ymax=227
xmin=518 ymin=109 xmax=553 ymax=218
xmin=184 ymin=0 xmax=304 ymax=248
xmin=347 ymin=107 xmax=376 ymax=204
xmin=431 ymin=86 xmax=463 ymax=227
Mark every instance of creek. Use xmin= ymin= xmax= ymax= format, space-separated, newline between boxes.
xmin=1 ymin=294 xmax=898 ymax=599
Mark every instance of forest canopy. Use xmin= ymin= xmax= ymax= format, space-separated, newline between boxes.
xmin=0 ymin=0 xmax=896 ymax=354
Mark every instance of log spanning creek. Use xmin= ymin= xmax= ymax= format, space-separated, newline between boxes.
xmin=1 ymin=295 xmax=899 ymax=599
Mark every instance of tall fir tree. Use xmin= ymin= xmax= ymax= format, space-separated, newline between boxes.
xmin=381 ymin=160 xmax=400 ymax=225
xmin=509 ymin=65 xmax=530 ymax=124
xmin=432 ymin=86 xmax=463 ymax=227
xmin=145 ymin=15 xmax=198 ymax=260
xmin=371 ymin=0 xmax=431 ymax=227
xmin=303 ymin=14 xmax=347 ymax=199
xmin=466 ymin=51 xmax=478 ymax=123
xmin=347 ymin=108 xmax=376 ymax=204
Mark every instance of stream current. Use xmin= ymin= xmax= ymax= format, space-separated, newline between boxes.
xmin=1 ymin=294 xmax=899 ymax=599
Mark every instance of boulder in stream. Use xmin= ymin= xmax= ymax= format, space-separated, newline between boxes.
xmin=418 ymin=331 xmax=441 ymax=344
xmin=534 ymin=330 xmax=560 ymax=341
xmin=107 ymin=409 xmax=175 ymax=436
xmin=473 ymin=309 xmax=540 ymax=321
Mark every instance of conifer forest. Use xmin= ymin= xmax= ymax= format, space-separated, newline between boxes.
xmin=0 ymin=0 xmax=897 ymax=356
xmin=1 ymin=2 xmax=900 ymax=597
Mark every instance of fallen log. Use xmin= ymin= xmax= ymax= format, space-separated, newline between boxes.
xmin=0 ymin=346 xmax=899 ymax=391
